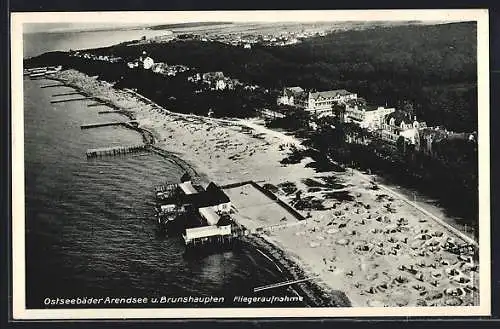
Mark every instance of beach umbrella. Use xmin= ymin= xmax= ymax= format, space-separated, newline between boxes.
xmin=335 ymin=238 xmax=350 ymax=246
xmin=445 ymin=297 xmax=463 ymax=306
xmin=420 ymin=233 xmax=433 ymax=240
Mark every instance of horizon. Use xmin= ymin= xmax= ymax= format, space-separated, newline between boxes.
xmin=22 ymin=19 xmax=465 ymax=35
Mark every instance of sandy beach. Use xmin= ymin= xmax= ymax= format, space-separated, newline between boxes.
xmin=51 ymin=69 xmax=479 ymax=308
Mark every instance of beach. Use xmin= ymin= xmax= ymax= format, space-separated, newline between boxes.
xmin=50 ymin=69 xmax=479 ymax=308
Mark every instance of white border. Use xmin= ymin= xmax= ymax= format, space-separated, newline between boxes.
xmin=11 ymin=9 xmax=491 ymax=319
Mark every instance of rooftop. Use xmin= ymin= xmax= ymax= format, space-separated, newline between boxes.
xmin=310 ymin=89 xmax=354 ymax=100
xmin=283 ymin=86 xmax=306 ymax=98
xmin=385 ymin=111 xmax=413 ymax=126
xmin=179 ymin=181 xmax=197 ymax=195
xmin=286 ymin=86 xmax=304 ymax=93
xmin=199 ymin=206 xmax=220 ymax=226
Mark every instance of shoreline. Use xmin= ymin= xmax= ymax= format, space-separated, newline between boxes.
xmin=41 ymin=69 xmax=479 ymax=308
xmin=37 ymin=73 xmax=337 ymax=306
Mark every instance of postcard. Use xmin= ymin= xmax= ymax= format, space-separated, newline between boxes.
xmin=11 ymin=9 xmax=490 ymax=319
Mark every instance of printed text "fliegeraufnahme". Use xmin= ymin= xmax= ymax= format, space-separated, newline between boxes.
xmin=44 ymin=295 xmax=303 ymax=306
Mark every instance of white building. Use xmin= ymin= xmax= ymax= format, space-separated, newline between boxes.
xmin=142 ymin=56 xmax=155 ymax=70
xmin=184 ymin=225 xmax=231 ymax=244
xmin=302 ymin=89 xmax=357 ymax=115
xmin=379 ymin=112 xmax=426 ymax=144
xmin=127 ymin=61 xmax=139 ymax=69
xmin=215 ymin=79 xmax=227 ymax=90
xmin=277 ymin=86 xmax=305 ymax=106
xmin=345 ymin=99 xmax=395 ymax=130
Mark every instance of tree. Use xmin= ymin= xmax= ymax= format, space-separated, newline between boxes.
xmin=332 ymin=103 xmax=346 ymax=122
xmin=396 ymin=136 xmax=407 ymax=154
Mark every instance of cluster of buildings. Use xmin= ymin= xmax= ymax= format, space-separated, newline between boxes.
xmin=277 ymin=87 xmax=362 ymax=117
xmin=276 ymin=86 xmax=475 ymax=155
xmin=155 ymin=175 xmax=234 ymax=246
xmin=125 ymin=52 xmax=190 ymax=76
xmin=71 ymin=50 xmax=191 ymax=77
xmin=152 ymin=63 xmax=190 ymax=76
xmin=70 ymin=51 xmax=123 ymax=63
xmin=188 ymin=71 xmax=244 ymax=91
xmin=175 ymin=29 xmax=328 ymax=48
xmin=127 ymin=54 xmax=155 ymax=69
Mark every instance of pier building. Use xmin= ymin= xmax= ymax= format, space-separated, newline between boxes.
xmin=154 ymin=176 xmax=235 ymax=246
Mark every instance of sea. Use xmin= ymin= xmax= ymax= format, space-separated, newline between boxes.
xmin=23 ymin=29 xmax=171 ymax=59
xmin=23 ymin=29 xmax=298 ymax=309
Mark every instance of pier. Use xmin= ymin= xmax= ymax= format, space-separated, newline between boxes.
xmin=80 ymin=121 xmax=138 ymax=129
xmin=51 ymin=97 xmax=95 ymax=104
xmin=253 ymin=276 xmax=319 ymax=293
xmin=86 ymin=144 xmax=147 ymax=158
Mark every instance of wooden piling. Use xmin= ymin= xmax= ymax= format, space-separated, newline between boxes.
xmin=51 ymin=97 xmax=95 ymax=104
xmin=86 ymin=144 xmax=147 ymax=158
xmin=40 ymin=83 xmax=66 ymax=88
xmin=80 ymin=121 xmax=137 ymax=129
xmin=52 ymin=92 xmax=82 ymax=97
xmin=88 ymin=102 xmax=105 ymax=107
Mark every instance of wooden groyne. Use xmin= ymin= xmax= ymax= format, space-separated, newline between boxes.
xmin=88 ymin=102 xmax=105 ymax=107
xmin=41 ymin=83 xmax=66 ymax=89
xmin=51 ymin=97 xmax=95 ymax=104
xmin=80 ymin=121 xmax=138 ymax=129
xmin=98 ymin=110 xmax=123 ymax=114
xmin=253 ymin=276 xmax=319 ymax=293
xmin=86 ymin=144 xmax=147 ymax=158
xmin=52 ymin=92 xmax=81 ymax=97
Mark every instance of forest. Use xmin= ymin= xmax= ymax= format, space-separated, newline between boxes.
xmin=27 ymin=22 xmax=477 ymax=131
xmin=76 ymin=21 xmax=478 ymax=132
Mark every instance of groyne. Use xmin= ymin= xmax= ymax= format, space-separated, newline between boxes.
xmin=242 ymin=234 xmax=351 ymax=307
xmin=80 ymin=121 xmax=138 ymax=130
xmin=51 ymin=97 xmax=95 ymax=104
xmin=86 ymin=145 xmax=147 ymax=158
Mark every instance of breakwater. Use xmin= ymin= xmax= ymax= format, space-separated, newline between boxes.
xmin=51 ymin=96 xmax=96 ymax=104
xmin=242 ymin=234 xmax=351 ymax=307
xmin=86 ymin=145 xmax=147 ymax=158
xmin=80 ymin=121 xmax=138 ymax=130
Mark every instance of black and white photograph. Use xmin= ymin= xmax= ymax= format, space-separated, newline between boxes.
xmin=11 ymin=10 xmax=490 ymax=319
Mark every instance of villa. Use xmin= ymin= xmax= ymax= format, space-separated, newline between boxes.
xmin=302 ymin=89 xmax=358 ymax=115
xmin=344 ymin=98 xmax=395 ymax=130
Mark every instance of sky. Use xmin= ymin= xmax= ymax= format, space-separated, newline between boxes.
xmin=18 ymin=9 xmax=478 ymax=35
xmin=17 ymin=10 xmax=476 ymax=33
xmin=23 ymin=23 xmax=149 ymax=34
